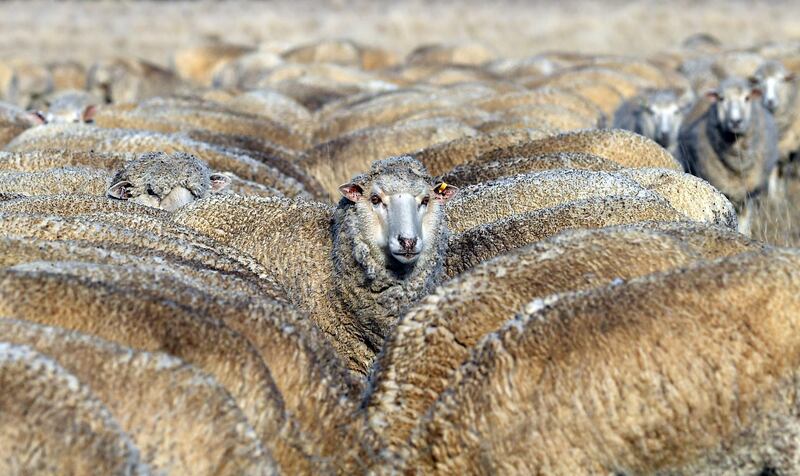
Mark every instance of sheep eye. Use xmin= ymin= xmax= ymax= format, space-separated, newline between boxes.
xmin=370 ymin=194 xmax=382 ymax=205
xmin=420 ymin=196 xmax=430 ymax=207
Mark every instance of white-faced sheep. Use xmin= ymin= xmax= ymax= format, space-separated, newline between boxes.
xmin=678 ymin=76 xmax=779 ymax=234
xmin=613 ymin=87 xmax=695 ymax=155
xmin=173 ymin=156 xmax=457 ymax=374
xmin=750 ymin=60 xmax=800 ymax=163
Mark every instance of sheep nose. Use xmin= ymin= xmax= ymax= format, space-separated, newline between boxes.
xmin=765 ymin=98 xmax=778 ymax=111
xmin=730 ymin=118 xmax=743 ymax=128
xmin=398 ymin=236 xmax=417 ymax=252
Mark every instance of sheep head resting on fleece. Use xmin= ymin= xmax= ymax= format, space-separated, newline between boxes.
xmin=107 ymin=151 xmax=230 ymax=211
xmin=333 ymin=156 xmax=457 ymax=350
xmin=706 ymin=77 xmax=763 ymax=136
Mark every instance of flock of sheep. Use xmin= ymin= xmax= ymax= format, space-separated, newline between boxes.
xmin=2 ymin=31 xmax=800 ymax=475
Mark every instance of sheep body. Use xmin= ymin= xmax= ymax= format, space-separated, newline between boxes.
xmin=0 ymin=318 xmax=276 ymax=475
xmin=404 ymin=249 xmax=800 ymax=474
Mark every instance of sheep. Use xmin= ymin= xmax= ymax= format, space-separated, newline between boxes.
xmin=0 ymin=211 xmax=284 ymax=298
xmin=476 ymin=103 xmax=597 ymax=134
xmin=444 ymin=194 xmax=687 ymax=276
xmin=0 ymin=264 xmax=314 ymax=473
xmin=0 ymin=233 xmax=270 ymax=298
xmin=86 ymin=57 xmax=193 ymax=104
xmin=92 ymin=98 xmax=310 ymax=151
xmin=281 ymin=38 xmax=399 ymax=70
xmin=331 ymin=156 xmax=457 ymax=355
xmin=473 ymin=87 xmax=606 ymax=126
xmin=441 ymin=151 xmax=624 ymax=187
xmin=589 ymin=57 xmax=691 ymax=91
xmin=173 ymin=156 xmax=457 ymax=374
xmin=469 ymin=128 xmax=683 ymax=172
xmin=298 ymin=118 xmax=477 ymax=200
xmin=266 ymin=67 xmax=398 ymax=112
xmin=562 ymin=80 xmax=626 ymax=117
xmin=172 ymin=194 xmax=368 ymax=367
xmin=106 ymin=152 xmax=230 ymax=211
xmin=443 ymin=169 xmax=689 ymax=233
xmin=38 ymin=89 xmax=99 ymax=124
xmin=615 ymin=167 xmax=738 ymax=228
xmin=202 ymin=88 xmax=312 ymax=135
xmin=0 ymin=318 xmax=276 ymax=475
xmin=678 ymin=76 xmax=779 ymax=235
xmin=365 ymin=224 xmax=758 ymax=450
xmin=411 ymin=129 xmax=552 ymax=177
xmin=4 ymin=259 xmax=367 ymax=472
xmin=523 ymin=66 xmax=650 ymax=100
xmin=750 ymin=60 xmax=800 ymax=163
xmin=0 ymin=150 xmax=281 ymax=199
xmin=405 ymin=42 xmax=496 ymax=67
xmin=0 ymin=100 xmax=43 ymax=147
xmin=171 ymin=42 xmax=254 ymax=86
xmin=0 ymin=167 xmax=111 ymax=196
xmin=612 ymin=87 xmax=695 ymax=155
xmin=47 ymin=60 xmax=87 ymax=91
xmin=0 ymin=149 xmax=131 ymax=172
xmin=0 ymin=342 xmax=147 ymax=475
xmin=5 ymin=124 xmax=320 ymax=199
xmin=210 ymin=51 xmax=287 ymax=90
xmin=2 ymin=59 xmax=53 ymax=108
xmin=312 ymin=89 xmax=458 ymax=143
xmin=402 ymin=249 xmax=800 ymax=475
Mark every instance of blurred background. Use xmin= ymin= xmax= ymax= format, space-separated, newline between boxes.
xmin=2 ymin=0 xmax=797 ymax=65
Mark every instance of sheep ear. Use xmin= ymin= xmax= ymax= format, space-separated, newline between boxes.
xmin=786 ymin=73 xmax=796 ymax=82
xmin=705 ymin=90 xmax=721 ymax=102
xmin=26 ymin=110 xmax=47 ymax=125
xmin=750 ymin=88 xmax=763 ymax=99
xmin=339 ymin=183 xmax=363 ymax=202
xmin=107 ymin=181 xmax=133 ymax=200
xmin=82 ymin=105 xmax=97 ymax=123
xmin=433 ymin=182 xmax=458 ymax=201
xmin=209 ymin=173 xmax=230 ymax=193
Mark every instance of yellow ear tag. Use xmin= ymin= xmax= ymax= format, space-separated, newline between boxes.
xmin=437 ymin=182 xmax=448 ymax=193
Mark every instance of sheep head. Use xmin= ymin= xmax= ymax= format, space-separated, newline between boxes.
xmin=338 ymin=155 xmax=456 ymax=273
xmin=107 ymin=151 xmax=230 ymax=211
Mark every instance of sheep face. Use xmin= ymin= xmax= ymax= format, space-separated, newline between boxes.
xmin=339 ymin=168 xmax=456 ymax=269
xmin=750 ymin=60 xmax=795 ymax=113
xmin=707 ymin=78 xmax=762 ymax=135
xmin=637 ymin=90 xmax=692 ymax=150
xmin=107 ymin=152 xmax=230 ymax=211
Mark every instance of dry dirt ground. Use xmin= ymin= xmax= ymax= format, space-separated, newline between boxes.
xmin=2 ymin=0 xmax=799 ymax=246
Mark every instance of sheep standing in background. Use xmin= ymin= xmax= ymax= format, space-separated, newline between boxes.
xmin=678 ymin=77 xmax=778 ymax=235
xmin=107 ymin=151 xmax=230 ymax=211
xmin=750 ymin=60 xmax=800 ymax=178
xmin=613 ymin=88 xmax=694 ymax=155
xmin=333 ymin=156 xmax=457 ymax=353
